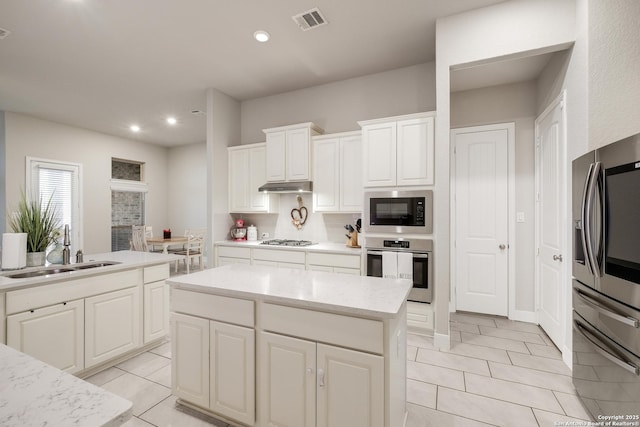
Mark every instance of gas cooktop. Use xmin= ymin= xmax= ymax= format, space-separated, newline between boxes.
xmin=260 ymin=239 xmax=315 ymax=247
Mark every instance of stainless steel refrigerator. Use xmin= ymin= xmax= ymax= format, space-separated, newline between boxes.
xmin=572 ymin=133 xmax=640 ymax=419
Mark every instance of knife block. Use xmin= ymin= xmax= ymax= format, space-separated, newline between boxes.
xmin=346 ymin=231 xmax=360 ymax=248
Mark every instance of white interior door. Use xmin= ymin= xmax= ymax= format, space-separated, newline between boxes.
xmin=453 ymin=126 xmax=509 ymax=316
xmin=536 ymin=93 xmax=566 ymax=349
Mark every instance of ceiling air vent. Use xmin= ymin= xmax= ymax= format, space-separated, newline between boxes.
xmin=292 ymin=7 xmax=328 ymax=31
xmin=0 ymin=27 xmax=11 ymax=40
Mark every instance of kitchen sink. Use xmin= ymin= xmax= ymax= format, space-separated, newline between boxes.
xmin=72 ymin=261 xmax=120 ymax=270
xmin=4 ymin=261 xmax=121 ymax=279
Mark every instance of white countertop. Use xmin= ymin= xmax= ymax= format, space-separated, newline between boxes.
xmin=0 ymin=343 xmax=132 ymax=427
xmin=168 ymin=264 xmax=411 ymax=319
xmin=215 ymin=240 xmax=362 ymax=255
xmin=0 ymin=250 xmax=182 ymax=292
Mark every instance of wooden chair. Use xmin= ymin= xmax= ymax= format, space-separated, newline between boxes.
xmin=174 ymin=232 xmax=205 ymax=274
xmin=130 ymin=225 xmax=148 ymax=252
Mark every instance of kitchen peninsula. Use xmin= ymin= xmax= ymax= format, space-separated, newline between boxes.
xmin=168 ymin=264 xmax=411 ymax=427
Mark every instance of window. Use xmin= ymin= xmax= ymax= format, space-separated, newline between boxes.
xmin=26 ymin=157 xmax=82 ymax=252
xmin=111 ymin=159 xmax=147 ymax=251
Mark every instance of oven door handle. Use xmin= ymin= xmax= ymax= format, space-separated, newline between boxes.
xmin=575 ymin=289 xmax=640 ymax=328
xmin=573 ymin=319 xmax=639 ymax=376
xmin=366 ymin=250 xmax=428 ymax=259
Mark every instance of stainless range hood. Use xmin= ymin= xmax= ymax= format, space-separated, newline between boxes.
xmin=258 ymin=181 xmax=313 ymax=193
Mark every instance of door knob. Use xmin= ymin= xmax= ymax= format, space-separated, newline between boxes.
xmin=499 ymin=244 xmax=506 ymax=250
xmin=553 ymin=254 xmax=563 ymax=262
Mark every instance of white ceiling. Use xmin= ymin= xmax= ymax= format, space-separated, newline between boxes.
xmin=0 ymin=0 xmax=510 ymax=147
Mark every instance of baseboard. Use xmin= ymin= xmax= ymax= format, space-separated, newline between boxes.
xmin=509 ymin=309 xmax=537 ymax=324
xmin=433 ymin=332 xmax=450 ymax=351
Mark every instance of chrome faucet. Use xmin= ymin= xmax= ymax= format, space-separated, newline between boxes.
xmin=62 ymin=224 xmax=71 ymax=265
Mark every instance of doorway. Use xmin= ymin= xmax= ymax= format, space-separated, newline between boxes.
xmin=535 ymin=91 xmax=567 ymax=350
xmin=451 ymin=123 xmax=515 ymax=316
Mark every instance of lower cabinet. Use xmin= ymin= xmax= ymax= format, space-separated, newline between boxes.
xmin=7 ymin=299 xmax=85 ymax=374
xmin=85 ymin=286 xmax=141 ymax=368
xmin=144 ymin=281 xmax=169 ymax=343
xmin=171 ymin=312 xmax=256 ymax=426
xmin=259 ymin=331 xmax=384 ymax=427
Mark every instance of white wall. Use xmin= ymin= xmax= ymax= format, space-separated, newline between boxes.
xmin=235 ymin=195 xmax=356 ymax=244
xmin=206 ymin=89 xmax=240 ymax=256
xmin=240 ymin=63 xmax=436 ymax=144
xmin=167 ymin=142 xmax=207 ymax=235
xmin=3 ymin=112 xmax=169 ymax=255
xmin=588 ymin=0 xmax=640 ymax=149
xmin=434 ymin=0 xmax=577 ymax=348
xmin=451 ymin=81 xmax=537 ymax=314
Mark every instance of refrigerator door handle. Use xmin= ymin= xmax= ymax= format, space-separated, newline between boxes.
xmin=575 ymin=289 xmax=640 ymax=328
xmin=574 ymin=319 xmax=639 ymax=376
xmin=581 ymin=163 xmax=595 ymax=274
xmin=584 ymin=161 xmax=603 ymax=277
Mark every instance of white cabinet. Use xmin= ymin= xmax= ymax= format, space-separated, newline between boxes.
xmin=359 ymin=113 xmax=435 ymax=187
xmin=216 ymin=245 xmax=251 ymax=267
xmin=317 ymin=343 xmax=384 ymax=427
xmin=210 ymin=321 xmax=255 ymax=425
xmin=259 ymin=332 xmax=317 ymax=427
xmin=259 ymin=331 xmax=384 ymax=427
xmin=7 ymin=299 xmax=84 ymax=374
xmin=171 ymin=290 xmax=256 ymax=426
xmin=172 ymin=312 xmax=210 ymax=408
xmin=264 ymin=123 xmax=323 ymax=182
xmin=143 ymin=264 xmax=170 ymax=344
xmin=144 ymin=281 xmax=169 ymax=343
xmin=306 ymin=252 xmax=361 ymax=275
xmin=313 ymin=132 xmax=362 ymax=213
xmin=85 ymin=286 xmax=141 ymax=368
xmin=252 ymin=248 xmax=306 ymax=270
xmin=229 ymin=143 xmax=278 ymax=213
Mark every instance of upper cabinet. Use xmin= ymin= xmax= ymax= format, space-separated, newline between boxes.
xmin=264 ymin=122 xmax=323 ymax=182
xmin=228 ymin=143 xmax=279 ymax=213
xmin=359 ymin=112 xmax=435 ymax=187
xmin=312 ymin=131 xmax=362 ymax=213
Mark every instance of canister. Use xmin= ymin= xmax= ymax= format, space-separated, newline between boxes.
xmin=247 ymin=225 xmax=258 ymax=241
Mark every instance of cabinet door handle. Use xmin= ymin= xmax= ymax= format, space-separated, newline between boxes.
xmin=306 ymin=368 xmax=313 ymax=375
xmin=318 ymin=368 xmax=325 ymax=387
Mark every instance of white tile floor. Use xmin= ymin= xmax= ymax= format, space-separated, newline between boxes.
xmin=85 ymin=311 xmax=594 ymax=427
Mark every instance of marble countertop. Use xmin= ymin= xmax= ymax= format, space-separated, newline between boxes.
xmin=0 ymin=250 xmax=182 ymax=292
xmin=168 ymin=264 xmax=411 ymax=319
xmin=215 ymin=240 xmax=362 ymax=255
xmin=0 ymin=343 xmax=132 ymax=427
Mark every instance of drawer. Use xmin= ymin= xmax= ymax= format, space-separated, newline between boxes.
xmin=307 ymin=252 xmax=360 ymax=269
xmin=6 ymin=269 xmax=143 ymax=315
xmin=217 ymin=256 xmax=251 ymax=267
xmin=261 ymin=303 xmax=383 ymax=354
xmin=252 ymin=248 xmax=305 ymax=264
xmin=217 ymin=245 xmax=251 ymax=259
xmin=171 ymin=288 xmax=254 ymax=327
xmin=144 ymin=263 xmax=170 ymax=283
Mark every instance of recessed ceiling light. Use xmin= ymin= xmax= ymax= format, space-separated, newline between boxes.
xmin=130 ymin=125 xmax=140 ymax=132
xmin=253 ymin=30 xmax=270 ymax=43
xmin=166 ymin=117 xmax=177 ymax=125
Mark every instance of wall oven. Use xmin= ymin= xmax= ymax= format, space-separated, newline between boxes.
xmin=364 ymin=190 xmax=433 ymax=234
xmin=572 ymin=132 xmax=640 ymax=419
xmin=366 ymin=237 xmax=432 ymax=303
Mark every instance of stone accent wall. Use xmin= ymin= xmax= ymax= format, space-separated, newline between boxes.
xmin=112 ymin=160 xmax=141 ymax=181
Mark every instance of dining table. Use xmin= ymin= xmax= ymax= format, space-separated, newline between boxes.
xmin=147 ymin=236 xmax=188 ymax=254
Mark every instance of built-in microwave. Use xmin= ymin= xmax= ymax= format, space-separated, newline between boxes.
xmin=364 ymin=190 xmax=433 ymax=234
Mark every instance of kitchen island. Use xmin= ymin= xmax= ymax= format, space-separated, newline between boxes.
xmin=0 ymin=342 xmax=132 ymax=426
xmin=0 ymin=251 xmax=182 ymax=377
xmin=168 ymin=264 xmax=411 ymax=427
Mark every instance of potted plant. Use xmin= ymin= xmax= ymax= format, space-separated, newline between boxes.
xmin=9 ymin=192 xmax=61 ymax=267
